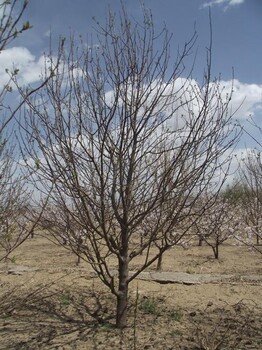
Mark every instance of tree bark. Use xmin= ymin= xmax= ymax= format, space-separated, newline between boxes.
xmin=156 ymin=252 xmax=163 ymax=271
xmin=213 ymin=245 xmax=219 ymax=259
xmin=116 ymin=253 xmax=129 ymax=328
xmin=198 ymin=235 xmax=203 ymax=246
xmin=255 ymin=230 xmax=260 ymax=245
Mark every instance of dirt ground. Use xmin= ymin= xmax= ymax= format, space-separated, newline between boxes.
xmin=0 ymin=235 xmax=261 ymax=349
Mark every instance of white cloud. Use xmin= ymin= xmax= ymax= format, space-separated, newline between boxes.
xmin=104 ymin=77 xmax=262 ymax=125
xmin=219 ymin=80 xmax=262 ymax=120
xmin=201 ymin=0 xmax=245 ymax=10
xmin=217 ymin=147 xmax=255 ymax=186
xmin=2 ymin=47 xmax=260 ymax=142
xmin=143 ymin=78 xmax=262 ymax=124
xmin=1 ymin=47 xmax=257 ymax=126
xmin=0 ymin=46 xmax=46 ymax=88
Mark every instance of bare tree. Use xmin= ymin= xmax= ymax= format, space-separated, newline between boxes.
xmin=0 ymin=135 xmax=53 ymax=261
xmin=0 ymin=0 xmax=31 ymax=49
xmin=238 ymin=151 xmax=262 ymax=246
xmin=0 ymin=141 xmax=32 ymax=261
xmin=0 ymin=0 xmax=61 ymax=260
xmin=21 ymin=7 xmax=239 ymax=328
xmin=0 ymin=1 xmax=32 ymax=261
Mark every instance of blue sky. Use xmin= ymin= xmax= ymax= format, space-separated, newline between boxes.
xmin=1 ymin=0 xmax=262 ymax=155
xmin=17 ymin=0 xmax=262 ymax=83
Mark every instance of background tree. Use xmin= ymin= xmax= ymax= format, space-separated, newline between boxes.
xmin=0 ymin=0 xmax=31 ymax=261
xmin=0 ymin=0 xmax=60 ymax=260
xmin=238 ymin=151 xmax=262 ymax=246
xmin=193 ymin=194 xmax=240 ymax=259
xmin=221 ymin=178 xmax=249 ymax=205
xmin=0 ymin=140 xmax=38 ymax=261
xmin=21 ymin=7 xmax=239 ymax=328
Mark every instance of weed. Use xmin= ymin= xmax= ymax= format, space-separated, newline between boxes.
xmin=99 ymin=322 xmax=115 ymax=332
xmin=59 ymin=292 xmax=71 ymax=306
xmin=169 ymin=329 xmax=182 ymax=337
xmin=169 ymin=308 xmax=183 ymax=322
xmin=10 ymin=256 xmax=17 ymax=264
xmin=139 ymin=297 xmax=159 ymax=315
xmin=0 ymin=313 xmax=11 ymax=319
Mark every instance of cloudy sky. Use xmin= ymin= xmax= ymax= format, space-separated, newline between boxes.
xmin=1 ymin=0 xmax=261 ymax=154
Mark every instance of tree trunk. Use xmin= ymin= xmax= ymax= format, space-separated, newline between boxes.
xmin=256 ymin=232 xmax=260 ymax=245
xmin=198 ymin=235 xmax=203 ymax=246
xmin=156 ymin=251 xmax=163 ymax=271
xmin=140 ymin=235 xmax=143 ymax=255
xmin=116 ymin=254 xmax=129 ymax=328
xmin=213 ymin=245 xmax=219 ymax=259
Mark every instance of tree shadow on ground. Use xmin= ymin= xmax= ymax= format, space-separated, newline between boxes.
xmin=0 ymin=280 xmax=116 ymax=349
xmin=189 ymin=299 xmax=262 ymax=350
xmin=1 ymin=280 xmax=262 ymax=350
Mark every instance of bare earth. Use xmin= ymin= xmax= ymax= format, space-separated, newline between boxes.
xmin=0 ymin=235 xmax=261 ymax=350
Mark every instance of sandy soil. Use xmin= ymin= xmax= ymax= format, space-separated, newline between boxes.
xmin=0 ymin=235 xmax=261 ymax=349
